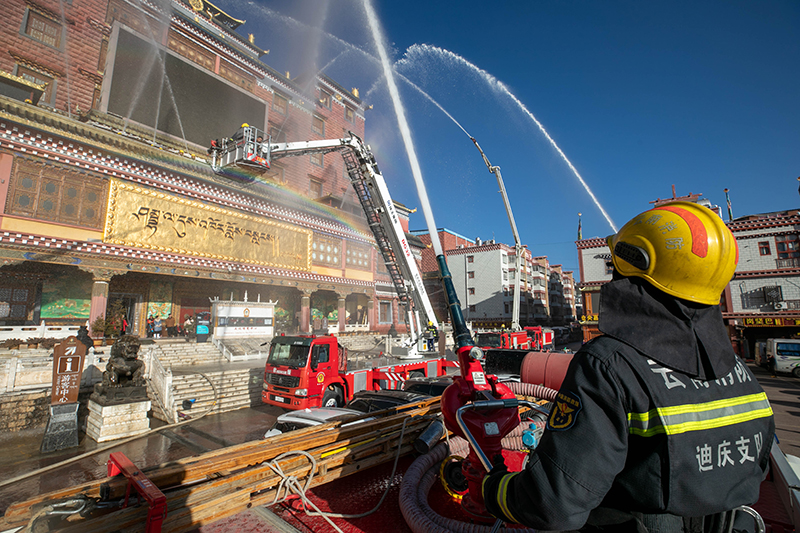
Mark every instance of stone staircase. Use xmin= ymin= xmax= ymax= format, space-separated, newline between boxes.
xmin=149 ymin=361 xmax=266 ymax=423
xmin=149 ymin=339 xmax=227 ymax=368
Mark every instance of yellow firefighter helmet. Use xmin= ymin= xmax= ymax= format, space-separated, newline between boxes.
xmin=606 ymin=201 xmax=738 ymax=305
xmin=241 ymin=123 xmax=249 ymax=128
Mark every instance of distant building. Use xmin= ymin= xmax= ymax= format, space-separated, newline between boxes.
xmin=576 ymin=189 xmax=800 ymax=356
xmin=724 ymin=209 xmax=800 ymax=357
xmin=412 ymin=229 xmax=575 ymax=328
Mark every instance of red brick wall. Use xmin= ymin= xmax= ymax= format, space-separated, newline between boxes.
xmin=1 ymin=0 xmax=107 ymax=113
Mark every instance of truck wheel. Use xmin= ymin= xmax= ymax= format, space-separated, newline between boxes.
xmin=410 ymin=371 xmax=425 ymax=379
xmin=793 ymin=367 xmax=800 ymax=379
xmin=322 ymin=387 xmax=343 ymax=408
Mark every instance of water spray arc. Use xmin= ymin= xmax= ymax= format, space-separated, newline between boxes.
xmin=397 ymin=44 xmax=618 ymax=233
xmin=362 ymin=0 xmax=443 ymax=256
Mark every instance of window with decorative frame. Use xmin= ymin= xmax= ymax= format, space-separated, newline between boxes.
xmin=15 ymin=64 xmax=55 ymax=105
xmin=319 ymin=89 xmax=331 ymax=108
xmin=467 ymin=256 xmax=474 ymax=263
xmin=468 ymin=271 xmax=475 ymax=279
xmin=468 ymin=288 xmax=475 ymax=295
xmin=309 ymin=177 xmax=323 ymax=198
xmin=312 ymin=116 xmax=325 ymax=136
xmin=272 ymin=93 xmax=287 ymax=115
xmin=23 ymin=10 xmax=62 ymax=48
xmin=776 ymin=234 xmax=800 ymax=259
xmin=759 ymin=241 xmax=771 ymax=256
xmin=269 ymin=125 xmax=286 ymax=143
xmin=379 ymin=301 xmax=392 ymax=324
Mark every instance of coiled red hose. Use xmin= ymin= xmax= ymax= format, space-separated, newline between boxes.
xmin=399 ymin=442 xmax=537 ymax=533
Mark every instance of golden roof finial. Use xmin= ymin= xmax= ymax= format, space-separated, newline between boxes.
xmin=248 ymin=33 xmax=254 ymax=44
xmin=351 ymin=88 xmax=359 ymax=98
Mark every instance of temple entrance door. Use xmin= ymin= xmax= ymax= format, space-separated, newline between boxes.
xmin=109 ymin=293 xmax=141 ymax=335
xmin=180 ymin=297 xmax=210 ymax=328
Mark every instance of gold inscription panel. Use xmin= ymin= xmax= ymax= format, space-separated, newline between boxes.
xmin=104 ymin=179 xmax=311 ymax=270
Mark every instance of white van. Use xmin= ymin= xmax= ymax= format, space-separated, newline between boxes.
xmin=765 ymin=338 xmax=800 ymax=377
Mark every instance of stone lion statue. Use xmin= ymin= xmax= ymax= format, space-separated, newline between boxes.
xmin=98 ymin=335 xmax=145 ymax=389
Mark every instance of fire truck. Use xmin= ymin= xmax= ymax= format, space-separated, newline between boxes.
xmin=209 ymin=126 xmax=451 ymax=409
xmin=261 ymin=333 xmax=453 ymax=408
xmin=474 ymin=329 xmax=531 ymax=350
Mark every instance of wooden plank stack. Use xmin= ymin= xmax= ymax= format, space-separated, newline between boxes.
xmin=1 ymin=398 xmax=443 ymax=533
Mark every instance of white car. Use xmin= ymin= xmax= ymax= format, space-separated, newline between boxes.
xmin=264 ymin=407 xmax=366 ymax=438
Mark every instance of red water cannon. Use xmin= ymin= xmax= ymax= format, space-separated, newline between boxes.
xmin=436 ymin=254 xmax=521 ymax=518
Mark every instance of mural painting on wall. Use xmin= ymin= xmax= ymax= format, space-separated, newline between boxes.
xmin=311 ymin=295 xmax=338 ymax=322
xmin=273 ymin=303 xmax=295 ymax=333
xmin=147 ymin=281 xmax=173 ymax=319
xmin=40 ymin=273 xmax=93 ymax=319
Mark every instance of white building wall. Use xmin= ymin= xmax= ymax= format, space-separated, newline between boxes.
xmin=581 ymin=244 xmax=612 ymax=284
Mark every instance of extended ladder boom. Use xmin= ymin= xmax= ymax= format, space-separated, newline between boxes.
xmin=209 ymin=128 xmax=438 ymax=330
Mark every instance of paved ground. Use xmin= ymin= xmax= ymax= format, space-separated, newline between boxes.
xmin=748 ymin=361 xmax=800 ymax=456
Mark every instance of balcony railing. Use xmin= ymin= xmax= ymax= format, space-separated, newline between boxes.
xmin=776 ymin=257 xmax=800 ymax=269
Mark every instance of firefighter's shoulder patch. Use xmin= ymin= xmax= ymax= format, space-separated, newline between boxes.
xmin=547 ymin=390 xmax=582 ymax=431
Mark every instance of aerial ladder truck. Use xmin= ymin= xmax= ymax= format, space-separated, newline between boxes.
xmin=209 ymin=125 xmax=440 ymax=357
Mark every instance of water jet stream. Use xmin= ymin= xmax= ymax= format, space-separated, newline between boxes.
xmin=362 ymin=0 xmax=444 ymax=256
xmin=398 ymin=44 xmax=617 ymax=232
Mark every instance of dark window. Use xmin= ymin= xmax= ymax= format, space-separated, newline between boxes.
xmin=24 ymin=10 xmax=62 ymax=48
xmin=468 ymin=271 xmax=475 ymax=279
xmin=468 ymin=305 xmax=476 ymax=312
xmin=345 ymin=107 xmax=355 ymax=123
xmin=467 ymin=256 xmax=474 ymax=263
xmin=759 ymin=242 xmax=771 ymax=256
xmin=310 ymin=152 xmax=323 ymax=167
xmin=775 ymin=235 xmax=799 ymax=259
xmin=468 ymin=288 xmax=475 ymax=295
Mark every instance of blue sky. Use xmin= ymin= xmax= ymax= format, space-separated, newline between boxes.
xmin=215 ymin=0 xmax=800 ymax=278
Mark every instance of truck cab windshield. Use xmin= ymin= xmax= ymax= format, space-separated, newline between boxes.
xmin=475 ymin=333 xmax=502 ymax=347
xmin=268 ymin=342 xmax=310 ymax=368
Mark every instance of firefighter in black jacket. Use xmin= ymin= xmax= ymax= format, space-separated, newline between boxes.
xmin=483 ymin=201 xmax=775 ymax=532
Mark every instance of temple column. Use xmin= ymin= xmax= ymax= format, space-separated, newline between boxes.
xmin=300 ymin=290 xmax=312 ymax=334
xmin=337 ymin=294 xmax=346 ymax=334
xmin=89 ymin=276 xmax=111 ymax=336
xmin=367 ymin=299 xmax=375 ymax=332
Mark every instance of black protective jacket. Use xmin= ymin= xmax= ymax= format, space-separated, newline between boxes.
xmin=483 ymin=277 xmax=775 ymax=532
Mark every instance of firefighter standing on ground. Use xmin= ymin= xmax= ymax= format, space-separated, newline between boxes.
xmin=483 ymin=202 xmax=775 ymax=532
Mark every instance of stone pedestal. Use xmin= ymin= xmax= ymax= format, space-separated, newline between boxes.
xmin=86 ymin=399 xmax=151 ymax=443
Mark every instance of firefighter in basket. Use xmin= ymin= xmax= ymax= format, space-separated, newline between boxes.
xmin=482 ymin=201 xmax=775 ymax=532
xmin=425 ymin=320 xmax=439 ymax=351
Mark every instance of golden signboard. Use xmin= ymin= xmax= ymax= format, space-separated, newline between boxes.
xmin=742 ymin=317 xmax=800 ymax=327
xmin=104 ymin=179 xmax=311 ymax=270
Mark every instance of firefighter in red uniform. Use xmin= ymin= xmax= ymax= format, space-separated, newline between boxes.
xmin=483 ymin=202 xmax=775 ymax=532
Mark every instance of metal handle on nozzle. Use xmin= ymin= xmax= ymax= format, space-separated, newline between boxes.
xmin=455 ymin=398 xmax=546 ymax=473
